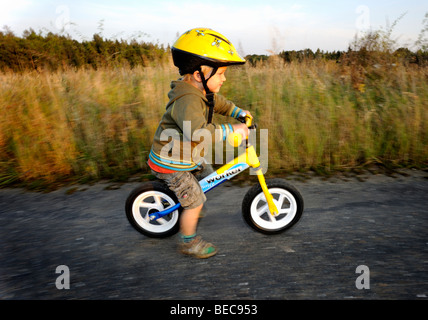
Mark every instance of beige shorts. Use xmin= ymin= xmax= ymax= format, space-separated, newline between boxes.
xmin=151 ymin=163 xmax=213 ymax=210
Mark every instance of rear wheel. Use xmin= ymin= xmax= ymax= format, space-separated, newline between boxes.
xmin=242 ymin=179 xmax=304 ymax=234
xmin=125 ymin=181 xmax=182 ymax=238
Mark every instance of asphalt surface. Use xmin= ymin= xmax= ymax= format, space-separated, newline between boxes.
xmin=1 ymin=169 xmax=427 ymax=300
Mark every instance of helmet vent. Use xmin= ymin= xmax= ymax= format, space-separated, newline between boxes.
xmin=206 ymin=33 xmax=230 ymax=45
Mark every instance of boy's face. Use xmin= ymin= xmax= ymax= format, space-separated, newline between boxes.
xmin=207 ymin=67 xmax=227 ymax=93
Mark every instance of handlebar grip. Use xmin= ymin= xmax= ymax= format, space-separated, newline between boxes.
xmin=236 ymin=111 xmax=253 ymax=127
xmin=245 ymin=115 xmax=253 ymax=127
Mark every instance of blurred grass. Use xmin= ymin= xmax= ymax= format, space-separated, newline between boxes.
xmin=0 ymin=56 xmax=427 ymax=188
xmin=0 ymin=64 xmax=176 ymax=187
xmin=222 ymin=57 xmax=428 ymax=174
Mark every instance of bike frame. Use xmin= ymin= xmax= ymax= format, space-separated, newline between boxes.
xmin=149 ymin=118 xmax=279 ymax=221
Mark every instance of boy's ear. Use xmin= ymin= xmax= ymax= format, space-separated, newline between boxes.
xmin=192 ymin=70 xmax=202 ymax=83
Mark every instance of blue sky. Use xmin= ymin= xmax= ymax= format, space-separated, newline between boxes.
xmin=1 ymin=0 xmax=427 ymax=54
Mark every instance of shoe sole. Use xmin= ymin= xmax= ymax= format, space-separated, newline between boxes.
xmin=179 ymin=248 xmax=218 ymax=259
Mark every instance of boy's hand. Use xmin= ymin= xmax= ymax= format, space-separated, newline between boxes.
xmin=237 ymin=110 xmax=253 ymax=121
xmin=233 ymin=123 xmax=249 ymax=139
xmin=242 ymin=110 xmax=253 ymax=118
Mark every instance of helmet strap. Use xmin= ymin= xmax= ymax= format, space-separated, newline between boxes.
xmin=197 ymin=66 xmax=218 ymax=124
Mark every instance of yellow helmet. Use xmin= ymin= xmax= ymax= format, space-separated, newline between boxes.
xmin=172 ymin=28 xmax=245 ymax=75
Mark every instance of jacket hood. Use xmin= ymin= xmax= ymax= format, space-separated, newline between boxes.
xmin=166 ymin=80 xmax=207 ymax=109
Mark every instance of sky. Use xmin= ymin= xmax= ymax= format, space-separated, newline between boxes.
xmin=1 ymin=0 xmax=427 ymax=54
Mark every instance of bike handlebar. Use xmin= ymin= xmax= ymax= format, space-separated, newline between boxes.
xmin=228 ymin=113 xmax=257 ymax=147
xmin=237 ymin=112 xmax=256 ymax=129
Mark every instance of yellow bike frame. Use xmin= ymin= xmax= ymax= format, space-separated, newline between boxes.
xmin=216 ymin=116 xmax=279 ymax=216
xmin=149 ymin=115 xmax=279 ymax=221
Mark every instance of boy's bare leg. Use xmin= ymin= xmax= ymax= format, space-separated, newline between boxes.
xmin=178 ymin=203 xmax=217 ymax=258
xmin=180 ymin=203 xmax=203 ymax=236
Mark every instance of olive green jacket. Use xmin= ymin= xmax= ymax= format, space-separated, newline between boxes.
xmin=149 ymin=79 xmax=243 ymax=171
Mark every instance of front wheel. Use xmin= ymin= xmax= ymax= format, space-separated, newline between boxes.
xmin=242 ymin=179 xmax=304 ymax=235
xmin=125 ymin=181 xmax=182 ymax=238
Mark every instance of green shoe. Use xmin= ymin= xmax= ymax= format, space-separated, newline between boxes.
xmin=179 ymin=236 xmax=217 ymax=259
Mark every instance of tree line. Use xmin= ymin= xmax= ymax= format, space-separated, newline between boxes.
xmin=1 ymin=27 xmax=427 ymax=72
xmin=0 ymin=28 xmax=168 ymax=72
xmin=246 ymin=47 xmax=428 ymax=66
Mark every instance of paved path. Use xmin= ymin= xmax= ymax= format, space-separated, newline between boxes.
xmin=1 ymin=169 xmax=427 ymax=300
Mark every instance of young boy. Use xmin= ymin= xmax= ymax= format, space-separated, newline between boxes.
xmin=148 ymin=28 xmax=250 ymax=259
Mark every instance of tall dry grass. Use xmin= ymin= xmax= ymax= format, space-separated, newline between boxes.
xmin=0 ymin=63 xmax=176 ymax=186
xmin=222 ymin=57 xmax=427 ymax=173
xmin=0 ymin=56 xmax=427 ymax=187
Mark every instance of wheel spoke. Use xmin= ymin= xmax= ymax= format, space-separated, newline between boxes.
xmin=156 ymin=217 xmax=167 ymax=225
xmin=139 ymin=202 xmax=155 ymax=209
xmin=277 ymin=194 xmax=285 ymax=208
xmin=257 ymin=201 xmax=282 ymax=220
xmin=267 ymin=211 xmax=276 ymax=222
xmin=275 ymin=193 xmax=292 ymax=215
xmin=256 ymin=203 xmax=268 ymax=216
xmin=279 ymin=207 xmax=291 ymax=215
xmin=154 ymin=195 xmax=163 ymax=207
